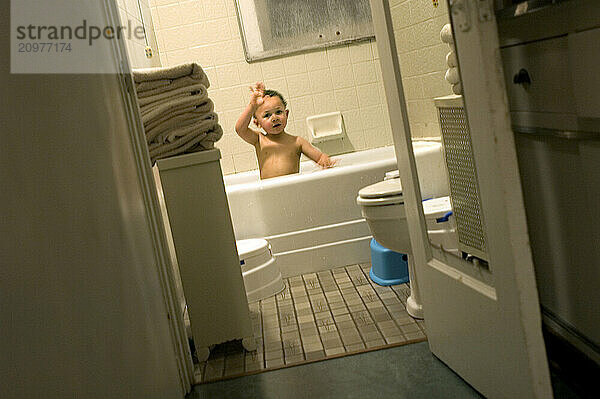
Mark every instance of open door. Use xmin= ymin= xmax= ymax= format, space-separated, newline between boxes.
xmin=369 ymin=0 xmax=552 ymax=397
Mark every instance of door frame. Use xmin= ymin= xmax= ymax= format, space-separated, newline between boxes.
xmin=104 ymin=0 xmax=196 ymax=393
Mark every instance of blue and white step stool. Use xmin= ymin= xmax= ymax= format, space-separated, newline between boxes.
xmin=237 ymin=238 xmax=285 ymax=303
xmin=369 ymin=238 xmax=409 ymax=286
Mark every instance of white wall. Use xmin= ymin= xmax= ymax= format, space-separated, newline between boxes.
xmin=389 ymin=0 xmax=453 ymax=138
xmin=146 ymin=0 xmax=451 ymax=174
xmin=1 ymin=2 xmax=182 ymax=396
xmin=149 ymin=0 xmax=394 ymax=174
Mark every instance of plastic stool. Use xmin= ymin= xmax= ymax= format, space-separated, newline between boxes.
xmin=369 ymin=238 xmax=409 ymax=286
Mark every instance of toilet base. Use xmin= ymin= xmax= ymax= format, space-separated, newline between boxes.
xmin=406 ymin=295 xmax=423 ymax=319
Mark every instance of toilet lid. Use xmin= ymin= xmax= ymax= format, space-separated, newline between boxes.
xmin=358 ymin=178 xmax=403 ymax=199
xmin=236 ymin=238 xmax=269 ymax=259
xmin=356 ymin=194 xmax=404 ymax=207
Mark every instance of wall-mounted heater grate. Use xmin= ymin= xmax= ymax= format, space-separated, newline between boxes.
xmin=434 ymin=95 xmax=488 ymax=261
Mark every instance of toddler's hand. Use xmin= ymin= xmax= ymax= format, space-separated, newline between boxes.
xmin=249 ymin=82 xmax=265 ymax=107
xmin=318 ymin=155 xmax=337 ymax=169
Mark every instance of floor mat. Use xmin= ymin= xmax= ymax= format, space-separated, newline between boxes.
xmin=194 ymin=263 xmax=427 ymax=384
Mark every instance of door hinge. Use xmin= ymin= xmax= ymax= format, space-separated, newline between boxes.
xmin=477 ymin=0 xmax=493 ymax=22
xmin=450 ymin=0 xmax=471 ymax=32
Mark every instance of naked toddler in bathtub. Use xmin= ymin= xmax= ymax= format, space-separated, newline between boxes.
xmin=235 ymin=82 xmax=336 ymax=179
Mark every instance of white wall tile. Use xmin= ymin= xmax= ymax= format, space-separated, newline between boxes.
xmin=203 ymin=18 xmax=232 ymax=44
xmin=215 ymin=64 xmax=241 ymax=87
xmin=363 ymin=127 xmax=392 ymax=149
xmin=288 ymin=95 xmax=315 ymax=123
xmin=149 ymin=0 xmax=449 ymax=173
xmin=357 ymin=83 xmax=381 ymax=108
xmin=237 ymin=62 xmax=263 ymax=86
xmin=308 ymin=69 xmax=334 ymax=93
xmin=286 ymin=73 xmax=312 ymax=98
xmin=341 ymin=109 xmax=363 ymax=132
xmin=352 ymin=61 xmax=377 ymax=86
xmin=203 ymin=66 xmax=218 ymax=88
xmin=178 ymin=1 xmax=205 ymax=24
xmin=203 ymin=0 xmax=229 ymax=19
xmin=229 ymin=16 xmax=241 ymax=39
xmin=212 ymin=40 xmax=245 ymax=64
xmin=304 ymin=51 xmax=329 ymax=71
xmin=344 ymin=129 xmax=367 ymax=151
xmin=219 ymin=154 xmax=235 ymax=175
xmin=154 ymin=0 xmax=178 ymax=6
xmin=156 ymin=4 xmax=182 ymax=29
xmin=188 ymin=45 xmax=215 ymax=69
xmin=403 ymin=76 xmax=424 ymax=100
xmin=283 ymin=54 xmax=307 ymax=75
xmin=360 ymin=105 xmax=387 ymax=130
xmin=166 ymin=48 xmax=192 ymax=65
xmin=421 ymin=71 xmax=451 ymax=98
xmin=327 ymin=46 xmax=351 ymax=67
xmin=260 ymin=58 xmax=285 ymax=79
xmin=312 ymin=92 xmax=337 ymax=114
xmin=349 ymin=41 xmax=373 ymax=62
xmin=334 ymin=87 xmax=359 ymax=111
xmin=233 ymin=151 xmax=258 ymax=172
xmin=371 ymin=40 xmax=379 ymax=60
xmin=330 ymin=65 xmax=355 ymax=90
xmin=161 ymin=27 xmax=189 ymax=51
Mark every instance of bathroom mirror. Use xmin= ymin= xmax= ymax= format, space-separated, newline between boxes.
xmin=234 ymin=0 xmax=375 ymax=62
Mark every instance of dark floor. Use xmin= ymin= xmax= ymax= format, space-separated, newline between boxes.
xmin=187 ymin=341 xmax=584 ymax=399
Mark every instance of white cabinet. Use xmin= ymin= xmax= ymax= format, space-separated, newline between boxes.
xmin=152 ymin=149 xmax=254 ymax=361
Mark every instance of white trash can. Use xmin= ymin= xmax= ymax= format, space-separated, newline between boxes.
xmin=237 ymin=238 xmax=285 ymax=303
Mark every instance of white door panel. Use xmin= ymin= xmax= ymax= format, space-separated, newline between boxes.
xmin=369 ymin=0 xmax=552 ymax=397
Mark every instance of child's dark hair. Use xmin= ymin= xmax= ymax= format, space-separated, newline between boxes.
xmin=263 ymin=89 xmax=287 ymax=107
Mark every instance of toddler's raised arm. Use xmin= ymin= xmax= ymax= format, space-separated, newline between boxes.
xmin=235 ymin=82 xmax=265 ymax=145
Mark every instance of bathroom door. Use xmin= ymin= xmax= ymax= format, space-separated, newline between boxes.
xmin=370 ymin=1 xmax=552 ymax=398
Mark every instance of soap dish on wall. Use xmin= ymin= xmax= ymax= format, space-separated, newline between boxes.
xmin=306 ymin=111 xmax=345 ymax=143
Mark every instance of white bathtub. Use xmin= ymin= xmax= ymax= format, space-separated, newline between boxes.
xmin=224 ymin=142 xmax=449 ymax=277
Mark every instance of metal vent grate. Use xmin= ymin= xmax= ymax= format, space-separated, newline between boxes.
xmin=438 ymin=106 xmax=487 ymax=259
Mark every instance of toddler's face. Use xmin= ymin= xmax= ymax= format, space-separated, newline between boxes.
xmin=254 ymin=96 xmax=289 ymax=135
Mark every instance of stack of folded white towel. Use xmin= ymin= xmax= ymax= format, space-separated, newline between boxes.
xmin=132 ymin=63 xmax=223 ymax=164
xmin=440 ymin=24 xmax=462 ymax=95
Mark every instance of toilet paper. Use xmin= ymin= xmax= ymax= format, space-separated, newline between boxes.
xmin=446 ymin=51 xmax=457 ymax=68
xmin=452 ymin=82 xmax=463 ymax=95
xmin=445 ymin=67 xmax=460 ymax=85
xmin=440 ymin=24 xmax=453 ymax=44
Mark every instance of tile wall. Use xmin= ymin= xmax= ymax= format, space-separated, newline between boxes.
xmin=389 ymin=0 xmax=453 ymax=138
xmin=146 ymin=0 xmax=451 ymax=174
xmin=116 ymin=0 xmax=161 ymax=68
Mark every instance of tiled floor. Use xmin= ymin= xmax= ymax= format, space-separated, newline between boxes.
xmin=195 ymin=263 xmax=427 ymax=384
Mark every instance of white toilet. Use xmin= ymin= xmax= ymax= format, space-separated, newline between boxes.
xmin=356 ymin=171 xmax=458 ymax=318
xmin=236 ymin=238 xmax=285 ymax=303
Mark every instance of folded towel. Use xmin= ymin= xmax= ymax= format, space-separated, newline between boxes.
xmin=145 ymin=100 xmax=214 ymax=132
xmin=140 ymin=95 xmax=214 ymax=126
xmin=147 ymin=112 xmax=219 ymax=144
xmin=149 ymin=124 xmax=223 ymax=163
xmin=146 ymin=111 xmax=217 ymax=140
xmin=135 ymin=79 xmax=173 ymax=93
xmin=137 ymin=83 xmax=208 ymax=108
xmin=136 ymin=76 xmax=204 ymax=99
xmin=133 ymin=63 xmax=210 ymax=88
xmin=440 ymin=24 xmax=453 ymax=44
